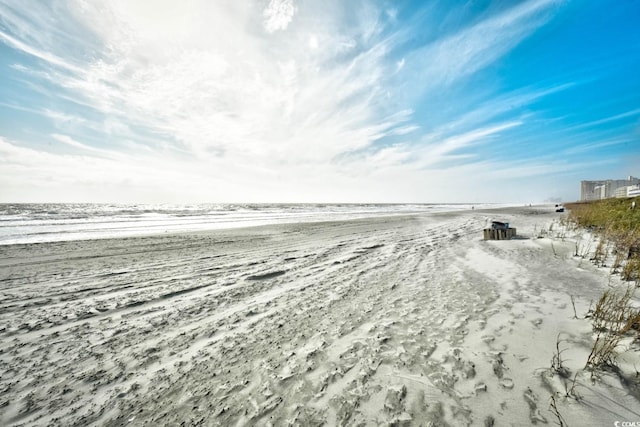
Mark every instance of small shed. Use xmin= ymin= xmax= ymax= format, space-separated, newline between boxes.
xmin=484 ymin=221 xmax=516 ymax=240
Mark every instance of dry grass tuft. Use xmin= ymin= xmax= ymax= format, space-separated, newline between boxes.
xmin=585 ymin=287 xmax=640 ymax=369
xmin=622 ymin=256 xmax=640 ymax=282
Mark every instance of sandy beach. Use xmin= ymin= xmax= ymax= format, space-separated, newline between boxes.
xmin=1 ymin=206 xmax=639 ymax=426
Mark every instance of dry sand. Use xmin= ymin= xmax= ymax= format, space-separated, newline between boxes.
xmin=1 ymin=206 xmax=640 ymax=426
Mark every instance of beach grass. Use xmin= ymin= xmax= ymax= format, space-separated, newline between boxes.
xmin=564 ymin=197 xmax=640 ymax=371
xmin=566 ymin=197 xmax=640 ymax=281
xmin=585 ymin=287 xmax=640 ymax=369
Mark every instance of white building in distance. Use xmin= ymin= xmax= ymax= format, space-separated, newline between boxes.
xmin=581 ymin=176 xmax=640 ymax=201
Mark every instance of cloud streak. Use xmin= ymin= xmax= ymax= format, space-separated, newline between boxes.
xmin=2 ymin=0 xmax=635 ymax=203
xmin=1 ymin=1 xmax=557 ymax=161
xmin=402 ymin=0 xmax=559 ymax=95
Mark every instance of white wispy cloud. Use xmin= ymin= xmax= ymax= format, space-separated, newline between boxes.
xmin=567 ymin=108 xmax=640 ymax=131
xmin=0 ymin=0 xmax=573 ymax=202
xmin=401 ymin=0 xmax=558 ymax=92
xmin=263 ymin=0 xmax=296 ymax=33
xmin=50 ymin=133 xmax=118 ymax=157
xmin=414 ymin=121 xmax=523 ymax=168
xmin=1 ymin=0 xmax=554 ymax=161
xmin=0 ymin=29 xmax=82 ymax=73
xmin=560 ymin=137 xmax=633 ymax=155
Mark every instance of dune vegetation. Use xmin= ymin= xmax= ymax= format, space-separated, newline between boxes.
xmin=561 ymin=197 xmax=640 ymax=375
xmin=566 ymin=197 xmax=640 ymax=282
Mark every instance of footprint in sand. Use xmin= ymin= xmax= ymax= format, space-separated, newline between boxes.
xmin=384 ymin=384 xmax=407 ymax=414
xmin=475 ymin=382 xmax=488 ymax=393
xmin=481 ymin=335 xmax=495 ymax=344
xmin=484 ymin=415 xmax=496 ymax=426
xmin=499 ymin=378 xmax=514 ymax=389
xmin=491 ymin=353 xmax=505 ymax=379
xmin=523 ymin=387 xmax=548 ymax=424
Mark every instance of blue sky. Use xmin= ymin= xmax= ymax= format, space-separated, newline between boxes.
xmin=0 ymin=0 xmax=638 ymax=203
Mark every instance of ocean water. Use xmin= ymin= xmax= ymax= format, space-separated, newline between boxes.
xmin=0 ymin=203 xmax=482 ymax=245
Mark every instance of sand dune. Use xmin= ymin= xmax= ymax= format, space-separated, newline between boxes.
xmin=1 ymin=207 xmax=639 ymax=426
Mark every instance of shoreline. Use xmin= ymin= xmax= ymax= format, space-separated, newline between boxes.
xmin=1 ymin=207 xmax=638 ymax=425
xmin=0 ymin=203 xmax=540 ymax=249
xmin=0 ymin=203 xmax=521 ymax=246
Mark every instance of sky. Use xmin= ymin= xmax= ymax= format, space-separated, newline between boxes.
xmin=0 ymin=0 xmax=639 ymax=204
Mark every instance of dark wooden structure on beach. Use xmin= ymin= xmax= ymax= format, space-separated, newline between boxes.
xmin=483 ymin=221 xmax=516 ymax=240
